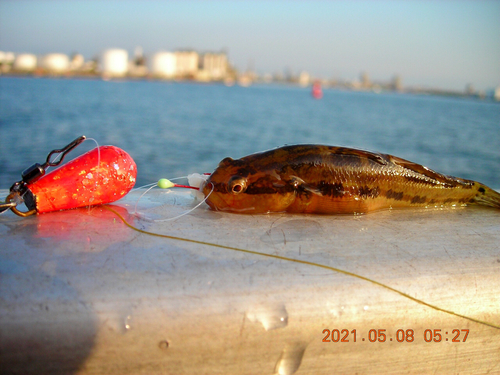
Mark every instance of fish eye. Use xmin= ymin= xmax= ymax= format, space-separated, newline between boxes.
xmin=228 ymin=176 xmax=247 ymax=194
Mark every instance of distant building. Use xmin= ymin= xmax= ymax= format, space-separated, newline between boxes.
xmin=150 ymin=50 xmax=228 ymax=81
xmin=69 ymin=53 xmax=85 ymax=71
xmin=0 ymin=51 xmax=15 ymax=73
xmin=174 ymin=51 xmax=199 ymax=78
xmin=42 ymin=53 xmax=70 ymax=73
xmin=360 ymin=71 xmax=371 ymax=89
xmin=150 ymin=52 xmax=176 ymax=78
xmin=494 ymin=87 xmax=500 ymax=101
xmin=298 ymin=71 xmax=311 ymax=87
xmin=0 ymin=51 xmax=15 ymax=65
xmin=392 ymin=75 xmax=403 ymax=91
xmin=199 ymin=52 xmax=228 ymax=81
xmin=13 ymin=54 xmax=37 ymax=71
xmin=465 ymin=83 xmax=475 ymax=96
xmin=129 ymin=46 xmax=147 ymax=77
xmin=101 ymin=49 xmax=128 ymax=77
xmin=133 ymin=46 xmax=145 ymax=66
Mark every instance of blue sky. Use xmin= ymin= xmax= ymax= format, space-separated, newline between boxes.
xmin=1 ymin=0 xmax=499 ymax=91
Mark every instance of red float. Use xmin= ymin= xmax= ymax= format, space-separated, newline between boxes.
xmin=25 ymin=146 xmax=136 ymax=214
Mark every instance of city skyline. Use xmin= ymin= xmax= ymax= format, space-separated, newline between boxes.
xmin=1 ymin=1 xmax=499 ymax=91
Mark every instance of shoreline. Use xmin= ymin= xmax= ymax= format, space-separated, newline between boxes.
xmin=1 ymin=71 xmax=495 ymax=101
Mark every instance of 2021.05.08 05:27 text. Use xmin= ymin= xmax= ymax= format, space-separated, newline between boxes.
xmin=322 ymin=329 xmax=469 ymax=343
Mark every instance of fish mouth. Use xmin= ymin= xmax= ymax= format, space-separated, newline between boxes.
xmin=202 ymin=182 xmax=257 ymax=213
xmin=205 ymin=192 xmax=228 ymax=211
xmin=202 ymin=181 xmax=230 ymax=211
xmin=205 ymin=191 xmax=256 ymax=212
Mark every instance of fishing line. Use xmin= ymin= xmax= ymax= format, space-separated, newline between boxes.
xmin=154 ymin=182 xmax=213 ymax=222
xmin=133 ymin=176 xmax=213 ymax=222
xmin=85 ymin=137 xmax=101 ymax=165
xmin=132 ymin=182 xmax=157 ymax=191
xmin=105 ymin=205 xmax=500 ymax=330
xmin=85 ymin=137 xmax=101 ymax=207
xmin=134 ymin=184 xmax=157 ymax=215
xmin=132 ymin=176 xmax=190 ymax=192
xmin=132 ymin=177 xmax=187 ymax=215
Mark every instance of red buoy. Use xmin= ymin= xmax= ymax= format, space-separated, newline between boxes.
xmin=26 ymin=146 xmax=136 ymax=214
xmin=312 ymin=81 xmax=323 ymax=99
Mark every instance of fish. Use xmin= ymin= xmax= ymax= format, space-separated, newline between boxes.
xmin=201 ymin=144 xmax=500 ymax=214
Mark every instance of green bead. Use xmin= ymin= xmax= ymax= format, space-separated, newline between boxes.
xmin=158 ymin=178 xmax=174 ymax=189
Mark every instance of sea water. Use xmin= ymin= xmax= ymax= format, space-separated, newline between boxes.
xmin=1 ymin=77 xmax=499 ymax=189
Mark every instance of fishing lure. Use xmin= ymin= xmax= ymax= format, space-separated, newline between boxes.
xmin=202 ymin=144 xmax=500 ymax=214
xmin=1 ymin=136 xmax=137 ymax=216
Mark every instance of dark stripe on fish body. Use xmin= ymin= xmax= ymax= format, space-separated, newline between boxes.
xmin=411 ymin=195 xmax=427 ymax=204
xmin=358 ymin=185 xmax=380 ymax=199
xmin=213 ymin=182 xmax=228 ymax=193
xmin=386 ymin=189 xmax=404 ymax=201
xmin=245 ymin=176 xmax=294 ymax=195
xmin=236 ymin=166 xmax=259 ymax=177
xmin=317 ymin=181 xmax=345 ymax=198
xmin=246 ymin=185 xmax=278 ymax=195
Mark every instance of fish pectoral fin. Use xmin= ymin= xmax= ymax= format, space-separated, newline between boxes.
xmin=301 ymin=184 xmax=324 ymax=196
xmin=289 ymin=176 xmax=324 ymax=196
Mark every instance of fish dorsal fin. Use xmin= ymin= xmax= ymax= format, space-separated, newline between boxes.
xmin=385 ymin=154 xmax=462 ymax=186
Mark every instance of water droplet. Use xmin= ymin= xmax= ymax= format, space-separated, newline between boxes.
xmin=274 ymin=342 xmax=307 ymax=375
xmin=86 ymin=172 xmax=93 ymax=179
xmin=247 ymin=303 xmax=288 ymax=331
xmin=113 ymin=163 xmax=120 ymax=170
xmin=124 ymin=314 xmax=132 ymax=330
xmin=158 ymin=340 xmax=169 ymax=350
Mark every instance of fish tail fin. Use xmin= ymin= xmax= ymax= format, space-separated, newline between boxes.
xmin=473 ymin=184 xmax=500 ymax=209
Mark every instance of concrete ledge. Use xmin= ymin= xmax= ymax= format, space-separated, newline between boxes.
xmin=1 ymin=189 xmax=499 ymax=374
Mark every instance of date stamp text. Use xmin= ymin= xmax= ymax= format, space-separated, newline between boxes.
xmin=322 ymin=329 xmax=469 ymax=343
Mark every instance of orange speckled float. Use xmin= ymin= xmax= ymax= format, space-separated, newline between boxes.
xmin=27 ymin=146 xmax=136 ymax=213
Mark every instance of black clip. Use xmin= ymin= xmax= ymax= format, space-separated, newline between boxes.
xmin=3 ymin=135 xmax=86 ymax=217
xmin=20 ymin=135 xmax=87 ymax=187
